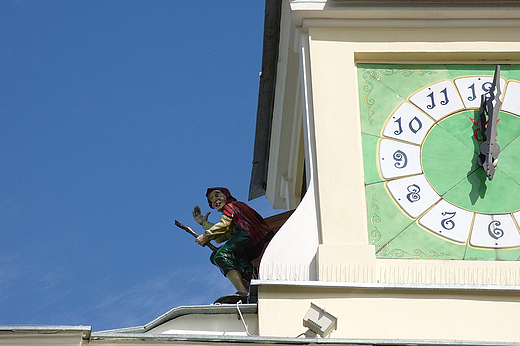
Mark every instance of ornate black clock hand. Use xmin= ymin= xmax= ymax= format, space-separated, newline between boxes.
xmin=478 ymin=64 xmax=502 ymax=180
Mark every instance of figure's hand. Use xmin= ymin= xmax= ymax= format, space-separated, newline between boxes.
xmin=196 ymin=234 xmax=210 ymax=246
xmin=192 ymin=205 xmax=210 ymax=225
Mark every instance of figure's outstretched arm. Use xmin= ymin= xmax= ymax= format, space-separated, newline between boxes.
xmin=192 ymin=206 xmax=232 ymax=243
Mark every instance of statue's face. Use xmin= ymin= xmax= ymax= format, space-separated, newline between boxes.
xmin=207 ymin=190 xmax=227 ymax=211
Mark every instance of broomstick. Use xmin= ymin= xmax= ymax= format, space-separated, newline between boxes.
xmin=174 ymin=220 xmax=218 ymax=252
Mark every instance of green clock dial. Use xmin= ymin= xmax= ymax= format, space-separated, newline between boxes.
xmin=359 ymin=64 xmax=520 ymax=260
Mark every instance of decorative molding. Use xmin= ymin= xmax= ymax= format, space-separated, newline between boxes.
xmin=318 ymin=261 xmax=520 ymax=285
xmin=259 ymin=263 xmax=312 ymax=281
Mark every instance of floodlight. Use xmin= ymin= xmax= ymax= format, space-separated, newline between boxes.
xmin=302 ymin=302 xmax=337 ymax=338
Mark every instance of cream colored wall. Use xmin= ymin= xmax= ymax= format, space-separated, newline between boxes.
xmin=307 ymin=23 xmax=520 ymax=283
xmin=257 ymin=283 xmax=520 ymax=342
xmin=258 ymin=6 xmax=520 ymax=341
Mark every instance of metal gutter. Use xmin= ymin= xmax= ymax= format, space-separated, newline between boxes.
xmin=89 ymin=332 xmax=520 ymax=346
xmin=0 ymin=325 xmax=91 ymax=340
xmin=97 ymin=304 xmax=258 ymax=334
xmin=0 ymin=325 xmax=516 ymax=345
xmin=249 ymin=0 xmax=283 ymax=201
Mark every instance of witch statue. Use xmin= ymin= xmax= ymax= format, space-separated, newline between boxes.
xmin=192 ymin=187 xmax=271 ymax=299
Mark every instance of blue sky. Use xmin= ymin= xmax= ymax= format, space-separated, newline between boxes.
xmin=0 ymin=0 xmax=276 ymax=331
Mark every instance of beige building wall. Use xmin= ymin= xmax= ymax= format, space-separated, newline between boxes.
xmin=311 ymin=23 xmax=520 ymax=284
xmin=258 ymin=1 xmax=520 ymax=342
xmin=258 ymin=281 xmax=520 ymax=342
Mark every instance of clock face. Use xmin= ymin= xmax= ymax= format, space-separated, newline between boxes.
xmin=358 ymin=64 xmax=520 ymax=260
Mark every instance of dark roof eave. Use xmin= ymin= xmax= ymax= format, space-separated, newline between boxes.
xmin=249 ymin=0 xmax=283 ymax=201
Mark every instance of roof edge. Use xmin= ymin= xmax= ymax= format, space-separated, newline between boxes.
xmin=0 ymin=325 xmax=91 ymax=340
xmin=249 ymin=0 xmax=283 ymax=201
xmin=90 ymin=331 xmax=520 ymax=346
xmin=97 ymin=304 xmax=258 ymax=335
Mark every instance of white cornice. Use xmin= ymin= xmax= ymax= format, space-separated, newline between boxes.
xmin=288 ymin=0 xmax=520 ymax=28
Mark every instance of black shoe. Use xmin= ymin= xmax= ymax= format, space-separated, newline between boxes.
xmin=213 ymin=293 xmax=248 ymax=304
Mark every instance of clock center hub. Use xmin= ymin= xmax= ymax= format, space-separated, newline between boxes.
xmin=421 ymin=110 xmax=520 ymax=214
